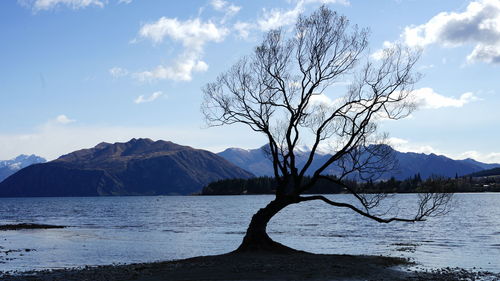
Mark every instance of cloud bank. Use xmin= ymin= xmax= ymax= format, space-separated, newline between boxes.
xmin=403 ymin=0 xmax=500 ymax=64
xmin=389 ymin=137 xmax=500 ymax=164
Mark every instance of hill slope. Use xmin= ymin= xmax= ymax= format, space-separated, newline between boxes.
xmin=0 ymin=139 xmax=253 ymax=197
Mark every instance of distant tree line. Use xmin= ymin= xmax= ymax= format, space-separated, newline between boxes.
xmin=201 ymin=174 xmax=500 ymax=195
xmin=202 ymin=176 xmax=355 ymax=195
xmin=469 ymin=168 xmax=500 ymax=178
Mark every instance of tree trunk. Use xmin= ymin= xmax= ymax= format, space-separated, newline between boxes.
xmin=234 ymin=196 xmax=300 ymax=253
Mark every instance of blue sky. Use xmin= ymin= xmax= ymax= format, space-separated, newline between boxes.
xmin=0 ymin=0 xmax=499 ymax=163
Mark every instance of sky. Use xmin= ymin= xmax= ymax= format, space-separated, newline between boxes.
xmin=0 ymin=0 xmax=499 ymax=163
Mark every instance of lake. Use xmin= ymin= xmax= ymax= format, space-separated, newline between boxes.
xmin=0 ymin=193 xmax=499 ymax=273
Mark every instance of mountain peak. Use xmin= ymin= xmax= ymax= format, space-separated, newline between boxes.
xmin=13 ymin=154 xmax=44 ymax=161
xmin=221 ymin=147 xmax=251 ymax=154
xmin=95 ymin=142 xmax=111 ymax=149
xmin=128 ymin=138 xmax=154 ymax=144
xmin=0 ymin=140 xmax=253 ymax=196
xmin=56 ymin=138 xmax=191 ymax=163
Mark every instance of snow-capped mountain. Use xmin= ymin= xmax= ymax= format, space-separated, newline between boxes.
xmin=218 ymin=145 xmax=500 ymax=180
xmin=0 ymin=155 xmax=46 ymax=182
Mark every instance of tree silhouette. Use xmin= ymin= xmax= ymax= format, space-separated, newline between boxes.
xmin=202 ymin=6 xmax=452 ymax=252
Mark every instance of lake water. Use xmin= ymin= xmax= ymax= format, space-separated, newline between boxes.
xmin=0 ymin=193 xmax=499 ymax=273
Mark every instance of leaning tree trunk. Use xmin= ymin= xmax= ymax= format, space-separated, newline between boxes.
xmin=234 ymin=196 xmax=300 ymax=253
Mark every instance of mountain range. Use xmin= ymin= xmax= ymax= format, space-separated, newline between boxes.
xmin=0 ymin=139 xmax=252 ymax=197
xmin=1 ymin=139 xmax=499 ymax=197
xmin=0 ymin=154 xmax=46 ymax=183
xmin=217 ymin=145 xmax=500 ymax=180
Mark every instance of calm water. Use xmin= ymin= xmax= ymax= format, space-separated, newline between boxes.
xmin=0 ymin=193 xmax=499 ymax=273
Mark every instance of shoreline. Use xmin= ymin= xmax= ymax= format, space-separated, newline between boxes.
xmin=1 ymin=252 xmax=499 ymax=281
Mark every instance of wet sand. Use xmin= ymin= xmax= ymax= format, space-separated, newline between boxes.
xmin=1 ymin=252 xmax=499 ymax=281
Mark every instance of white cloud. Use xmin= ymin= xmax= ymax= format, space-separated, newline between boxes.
xmin=258 ymin=6 xmax=303 ymax=31
xmin=309 ymin=93 xmax=335 ymax=106
xmin=387 ymin=137 xmax=442 ymax=155
xmin=135 ymin=17 xmax=228 ymax=81
xmin=55 ymin=115 xmax=75 ymax=125
xmin=257 ymin=0 xmax=350 ymax=32
xmin=134 ymin=91 xmax=164 ymax=104
xmin=134 ymin=57 xmax=208 ymax=82
xmin=139 ymin=17 xmax=227 ymax=48
xmin=388 ymin=138 xmax=500 ymax=163
xmin=210 ymin=0 xmax=241 ymax=20
xmin=118 ymin=0 xmax=132 ymax=3
xmin=402 ymin=0 xmax=500 ymax=64
xmin=19 ymin=0 xmax=105 ymax=11
xmin=234 ymin=21 xmax=252 ymax=39
xmin=109 ymin=67 xmax=129 ymax=78
xmin=467 ymin=43 xmax=500 ymax=63
xmin=387 ymin=137 xmax=409 ymax=146
xmin=459 ymin=150 xmax=500 ymax=163
xmin=210 ymin=0 xmax=225 ymax=10
xmin=411 ymin=88 xmax=479 ymax=109
xmin=408 ymin=145 xmax=439 ymax=155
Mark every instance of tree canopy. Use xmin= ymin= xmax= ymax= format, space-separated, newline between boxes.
xmin=202 ymin=6 xmax=452 ymax=252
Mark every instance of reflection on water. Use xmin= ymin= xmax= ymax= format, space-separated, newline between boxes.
xmin=0 ymin=193 xmax=499 ymax=272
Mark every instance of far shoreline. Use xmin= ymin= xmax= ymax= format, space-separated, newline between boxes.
xmin=0 ymin=191 xmax=500 ymax=199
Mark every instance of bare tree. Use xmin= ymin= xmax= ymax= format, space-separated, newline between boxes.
xmin=202 ymin=6 xmax=452 ymax=252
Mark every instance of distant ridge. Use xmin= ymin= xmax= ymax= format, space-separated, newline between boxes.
xmin=0 ymin=154 xmax=46 ymax=183
xmin=218 ymin=145 xmax=500 ymax=180
xmin=0 ymin=139 xmax=253 ymax=197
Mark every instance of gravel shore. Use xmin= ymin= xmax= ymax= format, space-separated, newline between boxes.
xmin=1 ymin=252 xmax=499 ymax=281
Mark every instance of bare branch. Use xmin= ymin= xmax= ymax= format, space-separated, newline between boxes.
xmin=298 ymin=193 xmax=453 ymax=223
